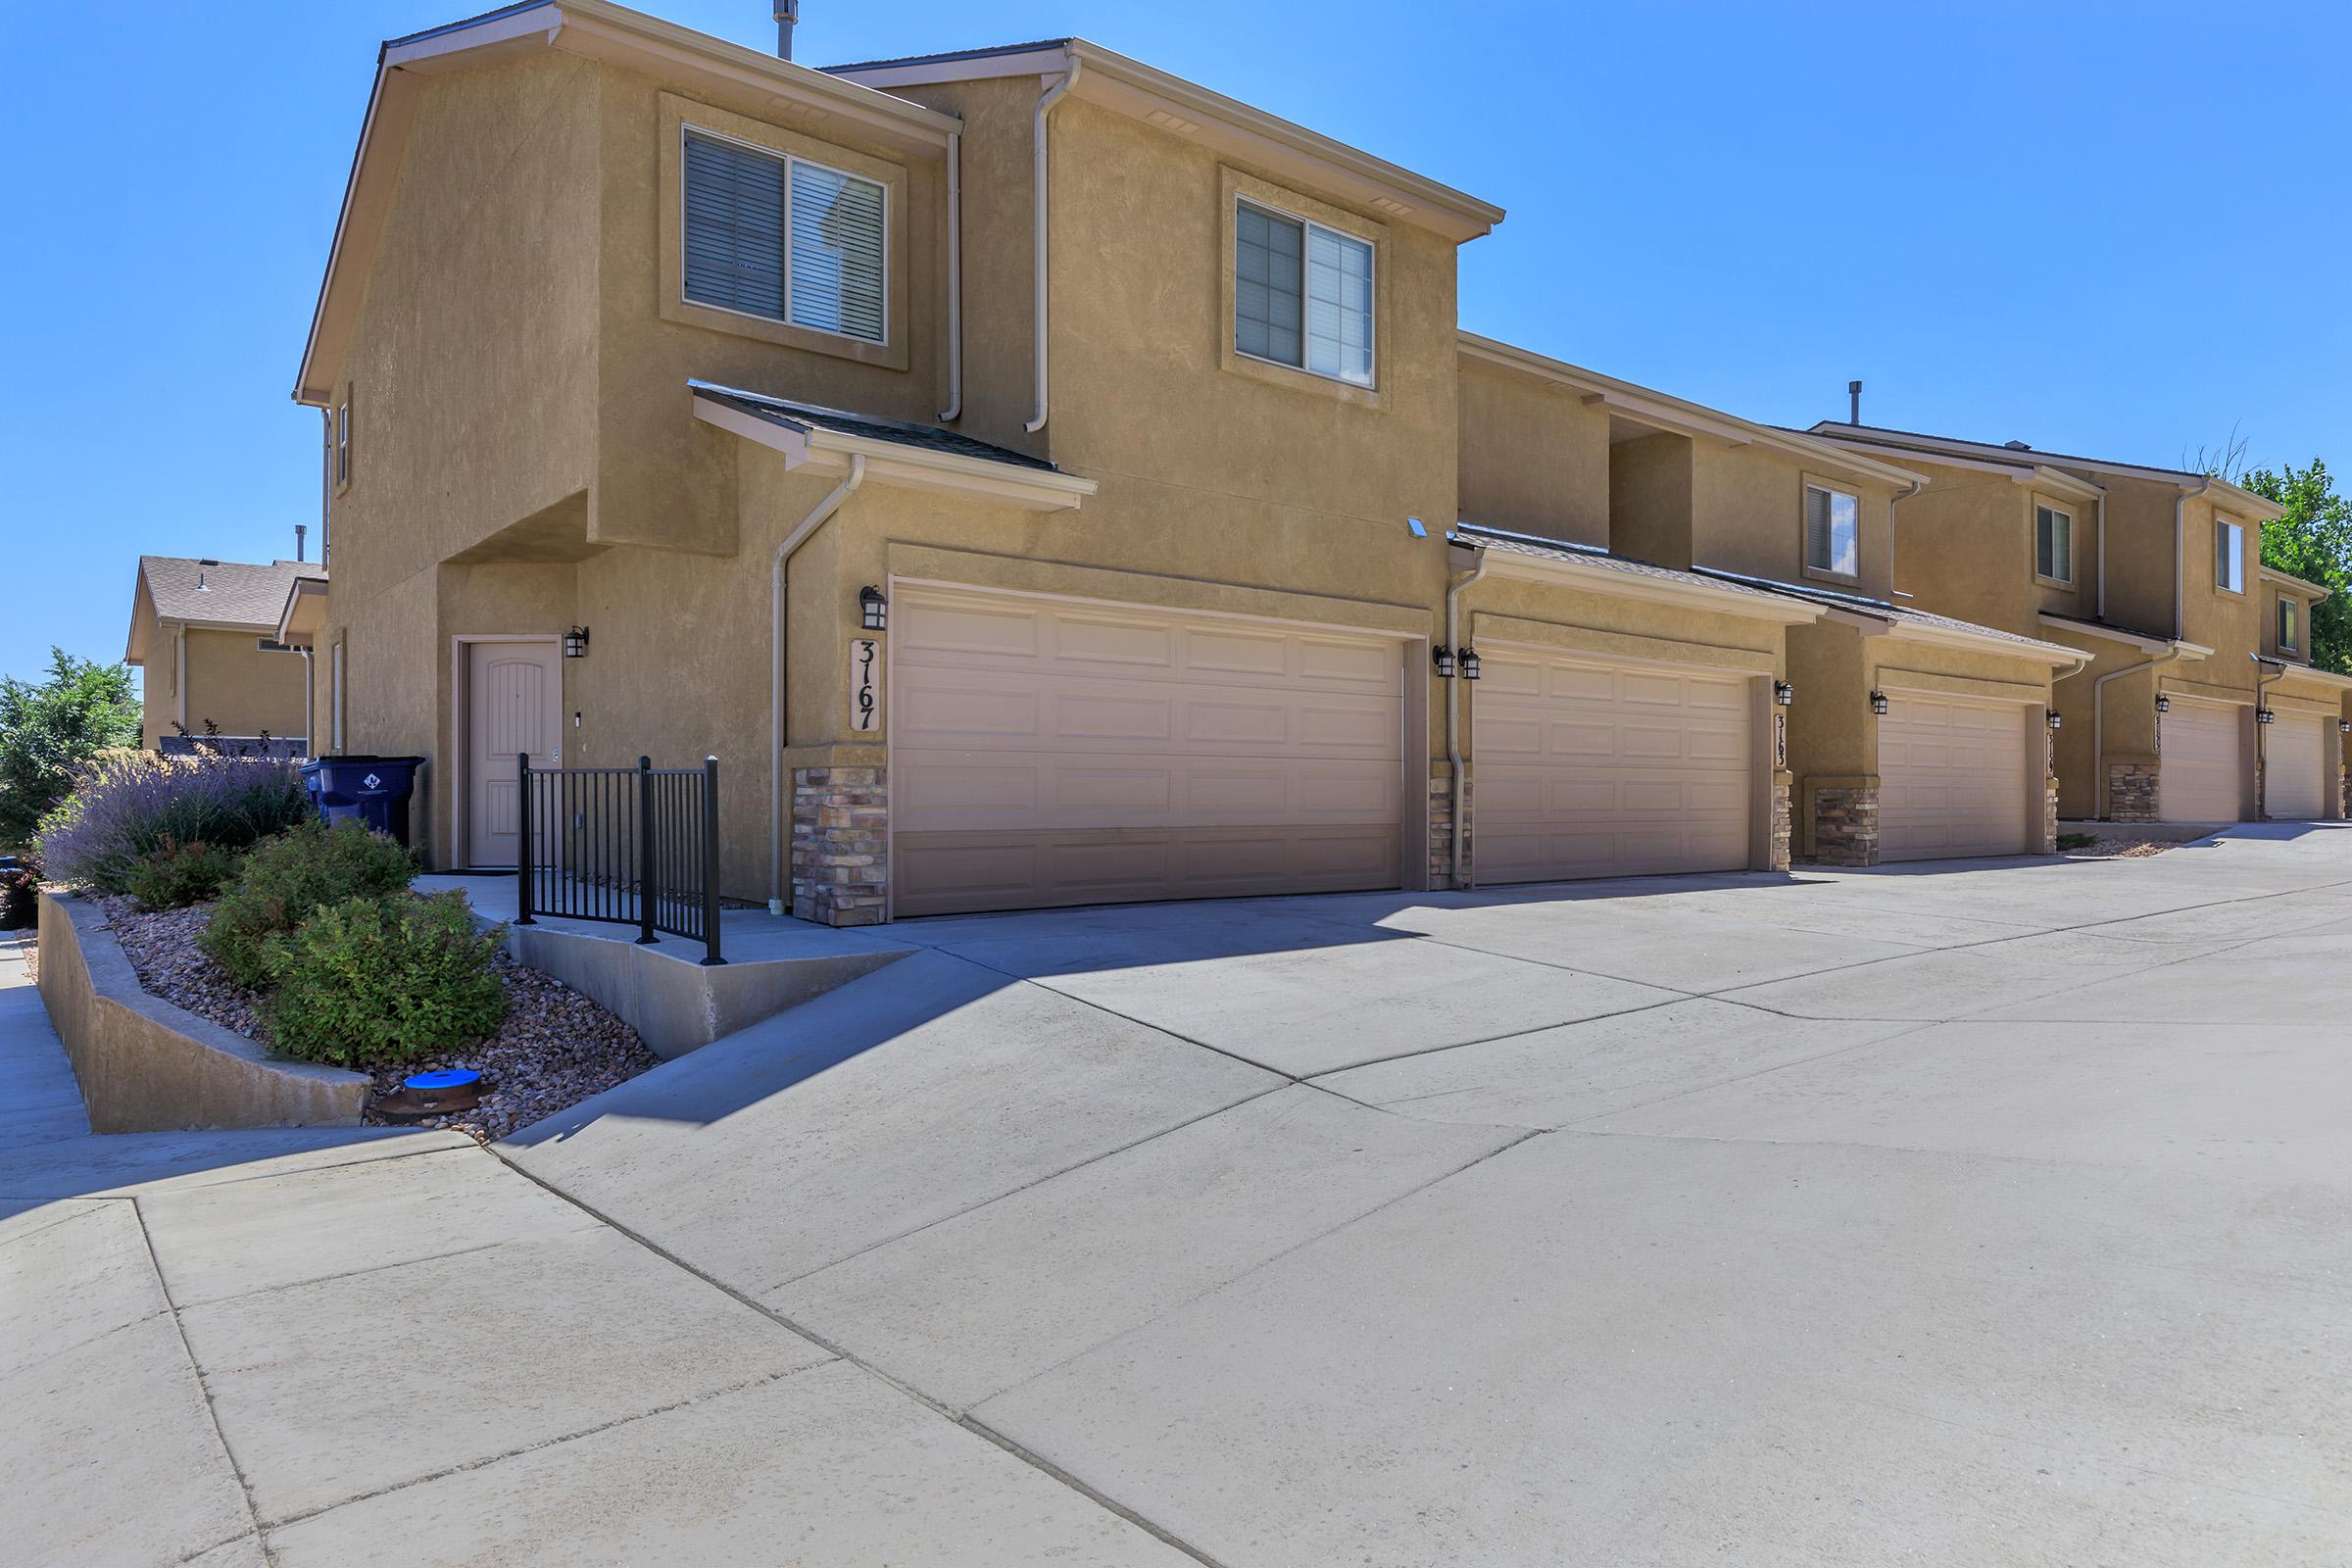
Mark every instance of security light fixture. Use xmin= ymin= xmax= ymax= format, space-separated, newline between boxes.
xmin=1458 ymin=647 xmax=1482 ymax=681
xmin=2045 ymin=710 xmax=2063 ymax=732
xmin=2340 ymin=719 xmax=2351 ymax=736
xmin=2154 ymin=694 xmax=2171 ymax=714
xmin=1773 ymin=679 xmax=1794 ymax=707
xmin=1868 ymin=689 xmax=1888 ymax=715
xmin=1432 ymin=645 xmax=1457 ymax=678
xmin=858 ymin=586 xmax=887 ymax=632
xmin=563 ymin=625 xmax=590 ymax=659
xmin=2257 ymin=708 xmax=2277 ymax=725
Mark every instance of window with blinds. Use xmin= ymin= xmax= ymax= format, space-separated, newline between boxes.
xmin=1804 ymin=483 xmax=1859 ymax=577
xmin=2035 ymin=505 xmax=2073 ymax=583
xmin=2216 ymin=520 xmax=2244 ymax=592
xmin=1235 ymin=199 xmax=1373 ymax=387
xmin=682 ymin=130 xmax=885 ymax=343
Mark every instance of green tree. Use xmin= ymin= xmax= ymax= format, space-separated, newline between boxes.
xmin=0 ymin=650 xmax=143 ymax=851
xmin=2242 ymin=460 xmax=2352 ymax=674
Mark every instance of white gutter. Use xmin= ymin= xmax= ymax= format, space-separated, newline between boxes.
xmin=768 ymin=455 xmax=867 ymax=912
xmin=1445 ymin=543 xmax=1490 ymax=889
xmin=2175 ymin=476 xmax=2211 ymax=638
xmin=1024 ymin=53 xmax=1082 ymax=434
xmin=2088 ymin=646 xmax=2192 ymax=818
xmin=1887 ymin=473 xmax=1925 ymax=600
xmin=938 ymin=130 xmax=962 ymax=422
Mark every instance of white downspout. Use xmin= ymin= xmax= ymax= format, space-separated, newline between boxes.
xmin=2094 ymin=489 xmax=2108 ymax=619
xmin=1887 ymin=475 xmax=1924 ymax=599
xmin=2175 ymin=476 xmax=2211 ymax=638
xmin=174 ymin=626 xmax=186 ymax=733
xmin=937 ymin=130 xmax=963 ymax=423
xmin=1024 ymin=54 xmax=1082 ymax=434
xmin=1445 ymin=545 xmax=1491 ymax=889
xmin=2090 ymin=647 xmax=2188 ymax=818
xmin=768 ymin=455 xmax=868 ymax=913
xmin=300 ymin=647 xmax=316 ymax=759
xmin=2254 ymin=658 xmax=2285 ymax=820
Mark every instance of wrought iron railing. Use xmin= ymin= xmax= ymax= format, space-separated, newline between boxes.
xmin=514 ymin=755 xmax=725 ymax=964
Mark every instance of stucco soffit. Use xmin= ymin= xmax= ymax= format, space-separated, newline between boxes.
xmin=692 ymin=395 xmax=1096 ymax=512
xmin=1481 ymin=554 xmax=1826 ymax=625
xmin=277 ymin=577 xmax=330 ymax=647
xmin=1881 ymin=616 xmax=2089 ymax=668
xmin=2034 ymin=612 xmax=2207 ymax=657
xmin=2258 ymin=564 xmax=2330 ymax=602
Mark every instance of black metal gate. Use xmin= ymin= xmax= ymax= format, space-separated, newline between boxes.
xmin=514 ymin=755 xmax=725 ymax=964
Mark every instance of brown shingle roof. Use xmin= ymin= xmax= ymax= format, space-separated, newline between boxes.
xmin=138 ymin=557 xmax=327 ymax=630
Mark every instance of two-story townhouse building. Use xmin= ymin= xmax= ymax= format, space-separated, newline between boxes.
xmin=295 ymin=1 xmax=1521 ymax=923
xmin=1807 ymin=423 xmax=2350 ymax=824
xmin=125 ymin=556 xmax=325 ymax=752
xmin=1457 ymin=337 xmax=2083 ymax=871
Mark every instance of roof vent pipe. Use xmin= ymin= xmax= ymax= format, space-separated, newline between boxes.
xmin=1847 ymin=379 xmax=1861 ymax=425
xmin=295 ymin=523 xmax=308 ymax=564
xmin=772 ymin=1 xmax=798 ymax=60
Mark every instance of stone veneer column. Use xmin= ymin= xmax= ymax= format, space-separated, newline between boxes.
xmin=2106 ymin=761 xmax=2159 ymax=823
xmin=1805 ymin=779 xmax=1880 ymax=867
xmin=1428 ymin=768 xmax=1465 ymax=888
xmin=790 ymin=766 xmax=888 ymax=926
xmin=2041 ymin=772 xmax=2061 ymax=854
xmin=1768 ymin=770 xmax=1793 ymax=872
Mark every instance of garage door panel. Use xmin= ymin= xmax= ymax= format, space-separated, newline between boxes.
xmin=1476 ymin=651 xmax=1752 ymax=884
xmin=895 ymin=590 xmax=1405 ymax=915
xmin=1879 ymin=694 xmax=2028 ymax=861
xmin=2159 ymin=702 xmax=2241 ymax=822
xmin=2267 ymin=715 xmax=2326 ymax=819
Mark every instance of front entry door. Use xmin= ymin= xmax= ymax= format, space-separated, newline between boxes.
xmin=466 ymin=640 xmax=562 ymax=867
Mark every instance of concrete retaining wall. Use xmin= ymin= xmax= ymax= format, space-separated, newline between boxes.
xmin=34 ymin=891 xmax=369 ymax=1132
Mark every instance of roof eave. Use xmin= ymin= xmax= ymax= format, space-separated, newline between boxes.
xmin=1464 ymin=544 xmax=1828 ymax=625
xmin=690 ymin=391 xmax=1096 ymax=512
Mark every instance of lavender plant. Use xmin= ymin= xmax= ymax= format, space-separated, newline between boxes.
xmin=34 ymin=751 xmax=315 ymax=895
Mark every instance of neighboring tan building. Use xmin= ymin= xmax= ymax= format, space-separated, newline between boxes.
xmin=1806 ymin=424 xmax=2351 ymax=824
xmin=1457 ymin=338 xmax=2085 ymax=869
xmin=124 ymin=556 xmax=325 ymax=753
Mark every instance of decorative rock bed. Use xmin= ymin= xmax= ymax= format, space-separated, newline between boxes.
xmin=42 ymin=891 xmax=657 ymax=1143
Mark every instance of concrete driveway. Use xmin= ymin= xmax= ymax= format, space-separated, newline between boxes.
xmin=11 ymin=824 xmax=2352 ymax=1564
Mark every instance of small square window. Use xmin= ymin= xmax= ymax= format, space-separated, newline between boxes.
xmin=1235 ymin=199 xmax=1373 ymax=387
xmin=2035 ymin=505 xmax=2073 ymax=583
xmin=333 ymin=398 xmax=351 ymax=491
xmin=2216 ymin=520 xmax=2245 ymax=593
xmin=1804 ymin=483 xmax=1859 ymax=577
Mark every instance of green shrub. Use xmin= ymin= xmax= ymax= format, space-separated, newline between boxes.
xmin=262 ymin=893 xmax=509 ymax=1066
xmin=124 ymin=839 xmax=243 ymax=911
xmin=0 ymin=863 xmax=37 ymax=931
xmin=2056 ymin=832 xmax=2097 ymax=852
xmin=201 ymin=819 xmax=417 ymax=989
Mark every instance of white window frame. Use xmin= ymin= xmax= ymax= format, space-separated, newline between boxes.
xmin=678 ymin=123 xmax=890 ymax=348
xmin=332 ymin=395 xmax=352 ymax=494
xmin=2217 ymin=519 xmax=2245 ymax=594
xmin=2279 ymin=596 xmax=2299 ymax=653
xmin=1803 ymin=481 xmax=1861 ymax=581
xmin=1231 ymin=196 xmax=1377 ymax=390
xmin=2034 ymin=504 xmax=2074 ymax=586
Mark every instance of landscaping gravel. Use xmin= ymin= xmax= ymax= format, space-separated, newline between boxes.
xmin=2063 ymin=836 xmax=2177 ymax=859
xmin=93 ymin=895 xmax=658 ymax=1143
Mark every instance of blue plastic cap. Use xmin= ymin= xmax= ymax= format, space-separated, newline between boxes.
xmin=404 ymin=1068 xmax=481 ymax=1092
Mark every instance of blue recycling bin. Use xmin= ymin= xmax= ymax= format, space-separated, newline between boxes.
xmin=301 ymin=756 xmax=426 ymax=848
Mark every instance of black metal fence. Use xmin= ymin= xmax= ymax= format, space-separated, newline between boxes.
xmin=514 ymin=755 xmax=725 ymax=964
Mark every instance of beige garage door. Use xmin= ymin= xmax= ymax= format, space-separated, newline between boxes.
xmin=1474 ymin=650 xmax=1751 ymax=883
xmin=1878 ymin=694 xmax=2029 ymax=861
xmin=2267 ymin=713 xmax=2327 ymax=819
xmin=2161 ymin=700 xmax=2242 ymax=823
xmin=891 ymin=587 xmax=1405 ymax=916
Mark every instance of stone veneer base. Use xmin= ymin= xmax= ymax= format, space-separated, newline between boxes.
xmin=792 ymin=766 xmax=889 ymax=927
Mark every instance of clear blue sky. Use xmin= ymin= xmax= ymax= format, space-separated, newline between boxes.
xmin=6 ymin=0 xmax=2347 ymax=688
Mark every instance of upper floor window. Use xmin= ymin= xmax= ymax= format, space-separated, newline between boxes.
xmin=682 ymin=130 xmax=885 ymax=344
xmin=1235 ymin=199 xmax=1373 ymax=387
xmin=2279 ymin=597 xmax=2299 ymax=652
xmin=332 ymin=395 xmax=352 ymax=492
xmin=1804 ymin=483 xmax=1859 ymax=578
xmin=2216 ymin=519 xmax=2245 ymax=593
xmin=2034 ymin=505 xmax=2073 ymax=584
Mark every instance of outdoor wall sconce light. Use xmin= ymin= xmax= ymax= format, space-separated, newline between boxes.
xmin=1432 ymin=645 xmax=1457 ymax=678
xmin=563 ymin=625 xmax=590 ymax=659
xmin=2045 ymin=710 xmax=2064 ymax=732
xmin=2154 ymin=694 xmax=2171 ymax=714
xmin=1774 ymin=679 xmax=1794 ymax=707
xmin=858 ymin=586 xmax=887 ymax=632
xmin=2257 ymin=708 xmax=2278 ymax=725
xmin=1458 ymin=647 xmax=1482 ymax=681
xmin=2340 ymin=718 xmax=2351 ymax=735
xmin=1868 ymin=689 xmax=1888 ymax=715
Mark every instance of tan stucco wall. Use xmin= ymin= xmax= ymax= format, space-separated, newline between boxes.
xmin=134 ymin=625 xmax=312 ymax=748
xmin=1885 ymin=456 xmax=2097 ymax=638
xmin=1455 ymin=360 xmax=1610 ymax=547
xmin=1609 ymin=434 xmax=1693 ymax=569
xmin=1692 ymin=443 xmax=1900 ymax=602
